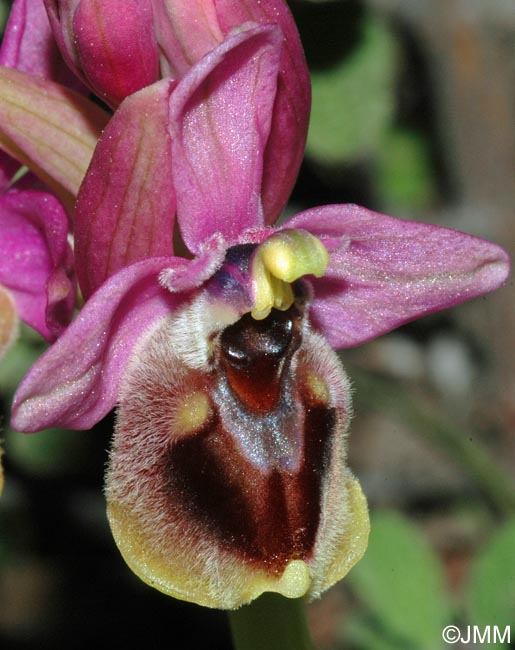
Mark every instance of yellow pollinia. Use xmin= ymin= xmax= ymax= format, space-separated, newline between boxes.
xmin=250 ymin=229 xmax=329 ymax=320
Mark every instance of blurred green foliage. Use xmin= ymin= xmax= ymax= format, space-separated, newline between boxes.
xmin=5 ymin=426 xmax=92 ymax=477
xmin=345 ymin=511 xmax=451 ymax=650
xmin=0 ymin=325 xmax=44 ymax=393
xmin=307 ymin=15 xmax=397 ymax=164
xmin=341 ymin=511 xmax=515 ymax=650
xmin=468 ymin=518 xmax=515 ymax=634
xmin=376 ymin=128 xmax=436 ymax=211
xmin=304 ymin=7 xmax=437 ymax=212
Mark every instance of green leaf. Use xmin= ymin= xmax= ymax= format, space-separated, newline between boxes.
xmin=306 ymin=14 xmax=397 ymax=164
xmin=375 ymin=128 xmax=437 ymax=212
xmin=345 ymin=614 xmax=410 ymax=650
xmin=345 ymin=511 xmax=451 ymax=650
xmin=467 ymin=517 xmax=515 ymax=641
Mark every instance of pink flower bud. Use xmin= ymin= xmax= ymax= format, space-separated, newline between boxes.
xmin=45 ymin=0 xmax=160 ymax=106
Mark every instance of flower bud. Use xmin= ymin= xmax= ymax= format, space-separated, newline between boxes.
xmin=44 ymin=0 xmax=160 ymax=106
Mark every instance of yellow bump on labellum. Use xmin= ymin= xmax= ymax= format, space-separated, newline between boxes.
xmin=172 ymin=391 xmax=211 ymax=435
xmin=305 ymin=370 xmax=331 ymax=404
xmin=269 ymin=559 xmax=311 ymax=599
xmin=0 ymin=286 xmax=18 ymax=359
xmin=251 ymin=230 xmax=329 ymax=320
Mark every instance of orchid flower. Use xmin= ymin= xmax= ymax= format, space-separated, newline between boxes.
xmin=0 ymin=0 xmax=108 ymax=352
xmin=9 ymin=25 xmax=509 ymax=609
xmin=0 ymin=0 xmax=110 ymax=211
xmin=0 ymin=153 xmax=76 ymax=349
xmin=1 ymin=0 xmax=308 ymax=228
xmin=44 ymin=0 xmax=309 ymax=222
xmin=0 ymin=2 xmax=78 ymax=346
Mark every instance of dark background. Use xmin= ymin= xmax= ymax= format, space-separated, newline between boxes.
xmin=1 ymin=1 xmax=514 ymax=648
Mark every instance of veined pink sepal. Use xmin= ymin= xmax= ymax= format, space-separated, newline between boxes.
xmin=1 ymin=0 xmax=81 ymax=87
xmin=151 ymin=0 xmax=223 ymax=78
xmin=75 ymin=79 xmax=177 ymax=299
xmin=11 ymin=258 xmax=177 ymax=432
xmin=169 ymin=24 xmax=282 ymax=254
xmin=214 ymin=0 xmax=311 ymax=222
xmin=153 ymin=0 xmax=311 ymax=222
xmin=0 ymin=66 xmax=109 ymax=211
xmin=72 ymin=0 xmax=160 ymax=106
xmin=11 ymin=242 xmax=227 ymax=432
xmin=44 ymin=0 xmax=160 ymax=106
xmin=285 ymin=204 xmax=510 ymax=348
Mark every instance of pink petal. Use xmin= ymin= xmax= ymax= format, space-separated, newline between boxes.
xmin=151 ymin=0 xmax=223 ymax=78
xmin=0 ymin=190 xmax=75 ymax=339
xmin=0 ymin=66 xmax=109 ymax=211
xmin=11 ymin=243 xmax=228 ymax=432
xmin=73 ymin=0 xmax=159 ymax=107
xmin=215 ymin=0 xmax=311 ymax=223
xmin=169 ymin=24 xmax=282 ymax=254
xmin=153 ymin=1 xmax=310 ymax=223
xmin=285 ymin=204 xmax=510 ymax=348
xmin=11 ymin=258 xmax=176 ymax=432
xmin=75 ymin=79 xmax=176 ymax=299
xmin=158 ymin=233 xmax=227 ymax=292
xmin=0 ymin=0 xmax=78 ymax=86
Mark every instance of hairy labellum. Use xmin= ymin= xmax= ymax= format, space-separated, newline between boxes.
xmin=106 ymin=281 xmax=369 ymax=609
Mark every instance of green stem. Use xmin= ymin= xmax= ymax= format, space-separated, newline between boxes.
xmin=228 ymin=594 xmax=315 ymax=650
xmin=351 ymin=369 xmax=515 ymax=516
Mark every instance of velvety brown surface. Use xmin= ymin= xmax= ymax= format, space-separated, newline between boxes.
xmin=166 ymin=403 xmax=335 ymax=575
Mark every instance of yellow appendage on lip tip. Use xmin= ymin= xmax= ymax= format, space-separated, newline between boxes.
xmin=108 ymin=495 xmax=314 ymax=608
xmin=268 ymin=559 xmax=311 ymax=599
xmin=251 ymin=230 xmax=329 ymax=320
